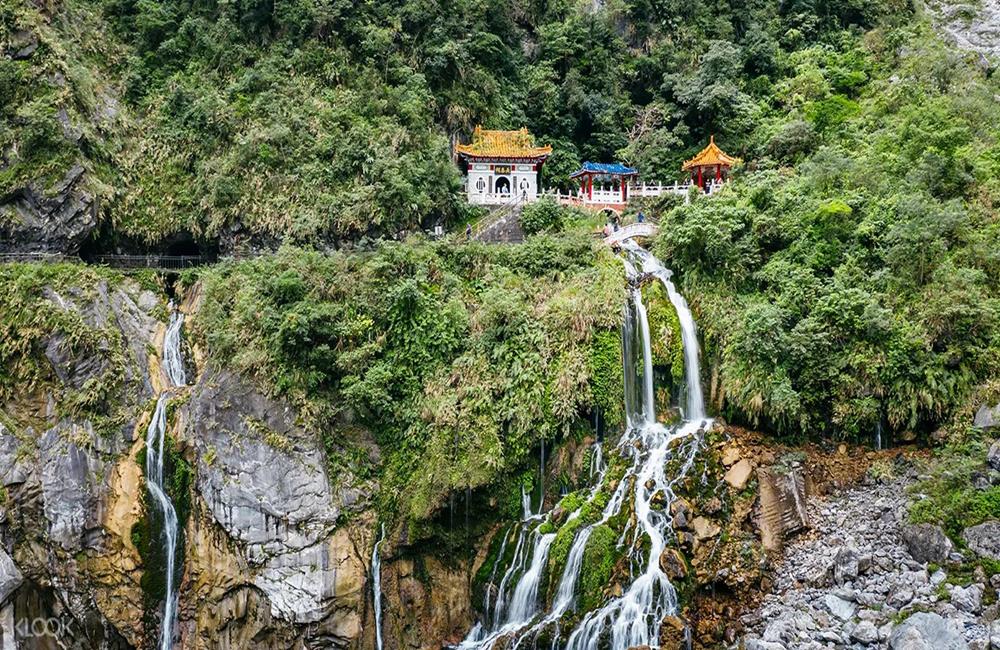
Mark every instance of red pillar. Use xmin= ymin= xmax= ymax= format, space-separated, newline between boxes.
xmin=588 ymin=175 xmax=593 ymax=200
xmin=697 ymin=166 xmax=703 ymax=188
xmin=716 ymin=164 xmax=721 ymax=182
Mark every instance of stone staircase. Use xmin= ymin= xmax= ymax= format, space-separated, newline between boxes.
xmin=472 ymin=196 xmax=526 ymax=243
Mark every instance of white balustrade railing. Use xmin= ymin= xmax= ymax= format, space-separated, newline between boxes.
xmin=542 ymin=179 xmax=727 ymax=205
xmin=468 ymin=192 xmax=520 ymax=205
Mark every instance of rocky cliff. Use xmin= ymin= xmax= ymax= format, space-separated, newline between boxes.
xmin=0 ymin=270 xmax=482 ymax=649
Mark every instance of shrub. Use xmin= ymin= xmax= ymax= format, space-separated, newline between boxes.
xmin=520 ymin=199 xmax=566 ymax=236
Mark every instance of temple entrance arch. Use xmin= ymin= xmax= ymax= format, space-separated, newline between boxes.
xmin=495 ymin=176 xmax=511 ymax=195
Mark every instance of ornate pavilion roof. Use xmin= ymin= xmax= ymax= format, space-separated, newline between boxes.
xmin=455 ymin=126 xmax=553 ymax=160
xmin=682 ymin=136 xmax=741 ymax=170
xmin=570 ymin=162 xmax=638 ymax=178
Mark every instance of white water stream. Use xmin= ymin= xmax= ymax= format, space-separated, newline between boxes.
xmin=146 ymin=309 xmax=187 ymax=650
xmin=458 ymin=245 xmax=710 ymax=649
xmin=372 ymin=524 xmax=386 ymax=650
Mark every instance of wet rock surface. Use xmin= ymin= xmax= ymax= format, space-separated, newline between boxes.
xmin=741 ymin=478 xmax=992 ymax=649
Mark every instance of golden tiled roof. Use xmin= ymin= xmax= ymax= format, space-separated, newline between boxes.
xmin=455 ymin=126 xmax=553 ymax=160
xmin=682 ymin=136 xmax=741 ymax=170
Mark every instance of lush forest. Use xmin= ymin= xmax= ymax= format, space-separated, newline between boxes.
xmin=190 ymin=237 xmax=624 ymax=527
xmin=5 ymin=0 xmax=905 ymax=246
xmin=4 ymin=0 xmax=999 ymax=445
xmin=650 ymin=21 xmax=1000 ymax=443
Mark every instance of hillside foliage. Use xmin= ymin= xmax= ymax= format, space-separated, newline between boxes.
xmin=652 ymin=23 xmax=1000 ymax=441
xmin=5 ymin=0 xmax=905 ymax=245
xmin=192 ymin=237 xmax=625 ymax=522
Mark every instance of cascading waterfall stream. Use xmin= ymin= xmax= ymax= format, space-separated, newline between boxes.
xmin=372 ymin=524 xmax=386 ymax=650
xmin=458 ymin=244 xmax=710 ymax=649
xmin=146 ymin=308 xmax=187 ymax=650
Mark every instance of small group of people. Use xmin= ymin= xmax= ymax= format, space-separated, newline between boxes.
xmin=601 ymin=211 xmax=645 ymax=237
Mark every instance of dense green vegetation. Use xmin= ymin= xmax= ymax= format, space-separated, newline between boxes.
xmin=192 ymin=236 xmax=624 ymax=523
xmin=4 ymin=0 xmax=906 ymax=247
xmin=4 ymin=0 xmax=997 ymax=527
xmin=0 ymin=263 xmax=148 ymax=433
xmin=909 ymin=381 xmax=1000 ymax=539
xmin=652 ymin=22 xmax=1000 ymax=441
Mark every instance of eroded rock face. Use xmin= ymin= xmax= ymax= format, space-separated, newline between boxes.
xmin=184 ymin=365 xmax=372 ymax=644
xmin=378 ymin=554 xmax=473 ymax=650
xmin=0 ymin=279 xmax=160 ymax=647
xmin=0 ymin=164 xmax=97 ymax=255
xmin=925 ymin=0 xmax=1000 ymax=62
xmin=0 ymin=549 xmax=22 ymax=604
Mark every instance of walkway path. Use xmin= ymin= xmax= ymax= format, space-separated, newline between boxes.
xmin=603 ymin=222 xmax=657 ymax=246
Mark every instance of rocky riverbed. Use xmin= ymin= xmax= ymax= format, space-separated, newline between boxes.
xmin=740 ymin=471 xmax=1000 ymax=650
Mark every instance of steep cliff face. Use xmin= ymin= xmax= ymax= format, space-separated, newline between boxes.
xmin=924 ymin=0 xmax=1000 ymax=61
xmin=0 ymin=273 xmax=160 ymax=648
xmin=1 ymin=0 xmax=124 ymax=255
xmin=179 ymin=362 xmax=374 ymax=647
xmin=0 ymin=267 xmax=486 ymax=648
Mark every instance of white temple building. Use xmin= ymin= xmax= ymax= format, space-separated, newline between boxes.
xmin=455 ymin=127 xmax=552 ymax=205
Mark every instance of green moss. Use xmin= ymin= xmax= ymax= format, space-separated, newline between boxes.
xmin=588 ymin=329 xmax=625 ymax=429
xmin=545 ymin=517 xmax=584 ymax=599
xmin=578 ymin=524 xmax=620 ymax=612
xmin=643 ymin=280 xmax=685 ymax=388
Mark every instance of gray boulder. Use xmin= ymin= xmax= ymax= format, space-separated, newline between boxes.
xmin=963 ymin=521 xmax=1000 ymax=561
xmin=988 ymin=439 xmax=1000 ymax=471
xmin=0 ymin=549 xmax=22 ymax=605
xmin=825 ymin=593 xmax=857 ymax=621
xmin=833 ymin=545 xmax=870 ymax=585
xmin=989 ymin=619 xmax=1000 ymax=649
xmin=889 ymin=612 xmax=968 ymax=650
xmin=852 ymin=620 xmax=879 ymax=645
xmin=976 ymin=405 xmax=1000 ymax=430
xmin=950 ymin=583 xmax=983 ymax=613
xmin=900 ymin=523 xmax=954 ymax=564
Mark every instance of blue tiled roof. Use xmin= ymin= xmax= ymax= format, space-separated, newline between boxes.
xmin=570 ymin=162 xmax=638 ymax=177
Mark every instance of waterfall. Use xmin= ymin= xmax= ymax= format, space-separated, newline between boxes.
xmin=589 ymin=442 xmax=604 ymax=479
xmin=504 ymin=531 xmax=556 ymax=623
xmin=372 ymin=524 xmax=386 ymax=650
xmin=457 ymin=245 xmax=710 ymax=649
xmin=146 ymin=309 xmax=187 ymax=650
xmin=162 ymin=311 xmax=187 ymax=387
xmin=628 ymin=244 xmax=705 ymax=421
xmin=562 ymin=248 xmax=708 ymax=650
